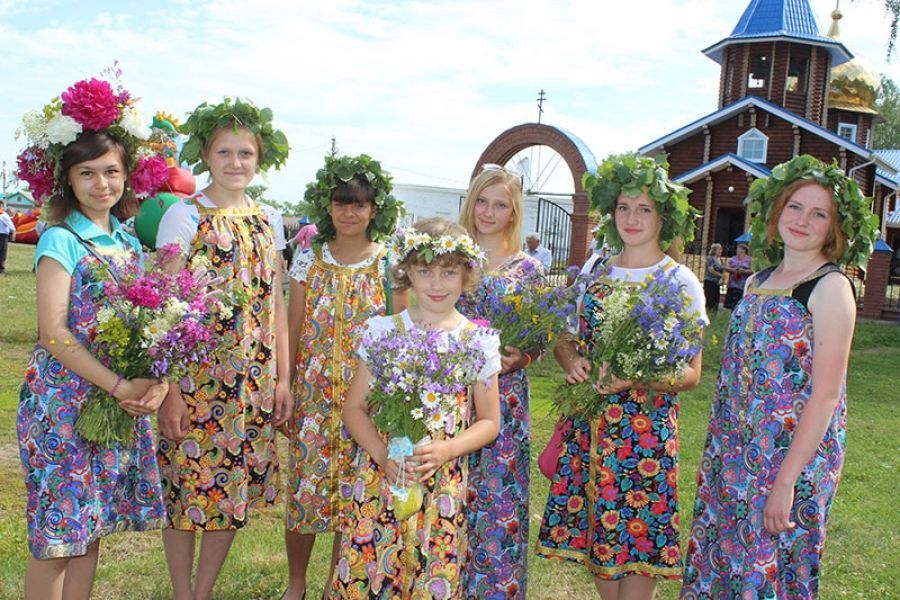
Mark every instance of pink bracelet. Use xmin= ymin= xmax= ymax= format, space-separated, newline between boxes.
xmin=110 ymin=375 xmax=124 ymax=397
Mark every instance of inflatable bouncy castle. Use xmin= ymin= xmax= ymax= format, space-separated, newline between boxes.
xmin=11 ymin=208 xmax=41 ymax=244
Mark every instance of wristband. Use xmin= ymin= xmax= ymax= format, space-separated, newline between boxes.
xmin=110 ymin=375 xmax=124 ymax=398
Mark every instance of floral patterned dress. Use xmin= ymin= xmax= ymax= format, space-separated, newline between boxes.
xmin=682 ymin=265 xmax=848 ymax=600
xmin=537 ymin=259 xmax=706 ymax=581
xmin=286 ymin=243 xmax=391 ymax=534
xmin=330 ymin=311 xmax=501 ymax=599
xmin=456 ymin=252 xmax=541 ymax=599
xmin=157 ymin=200 xmax=281 ymax=530
xmin=18 ymin=217 xmax=165 ymax=559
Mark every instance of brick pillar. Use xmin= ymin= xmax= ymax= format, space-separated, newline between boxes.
xmin=860 ymin=239 xmax=893 ymax=320
xmin=569 ymin=191 xmax=590 ymax=268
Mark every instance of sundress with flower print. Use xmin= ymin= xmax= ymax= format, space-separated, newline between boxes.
xmin=457 ymin=252 xmax=542 ymax=599
xmin=537 ymin=271 xmax=685 ymax=581
xmin=286 ymin=244 xmax=391 ymax=534
xmin=157 ymin=198 xmax=280 ymax=531
xmin=18 ymin=237 xmax=165 ymax=559
xmin=682 ymin=264 xmax=848 ymax=600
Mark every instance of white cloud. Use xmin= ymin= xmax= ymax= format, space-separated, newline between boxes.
xmin=1 ymin=0 xmax=897 ymax=204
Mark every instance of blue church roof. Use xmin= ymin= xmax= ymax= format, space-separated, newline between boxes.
xmin=703 ymin=0 xmax=852 ymax=66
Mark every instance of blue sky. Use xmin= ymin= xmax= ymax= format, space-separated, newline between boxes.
xmin=1 ymin=0 xmax=896 ymax=202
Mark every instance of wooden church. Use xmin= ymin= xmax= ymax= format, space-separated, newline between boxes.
xmin=638 ymin=0 xmax=897 ymax=254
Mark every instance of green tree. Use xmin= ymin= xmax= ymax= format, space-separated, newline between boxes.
xmin=246 ymin=183 xmax=305 ymax=216
xmin=874 ymin=75 xmax=900 ymax=148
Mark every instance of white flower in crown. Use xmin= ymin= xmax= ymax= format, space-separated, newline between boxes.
xmin=435 ymin=235 xmax=457 ymax=254
xmin=17 ymin=110 xmax=50 ymax=147
xmin=421 ymin=389 xmax=441 ymax=409
xmin=45 ymin=113 xmax=82 ymax=146
xmin=120 ymin=105 xmax=150 ymax=140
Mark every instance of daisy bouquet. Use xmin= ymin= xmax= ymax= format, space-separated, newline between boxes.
xmin=554 ymin=266 xmax=703 ymax=417
xmin=75 ymin=243 xmax=225 ymax=445
xmin=465 ymin=261 xmax=579 ymax=354
xmin=364 ymin=323 xmax=490 ymax=519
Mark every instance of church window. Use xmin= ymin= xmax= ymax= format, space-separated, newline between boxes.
xmin=748 ymin=54 xmax=769 ymax=89
xmin=837 ymin=123 xmax=857 ymax=142
xmin=786 ymin=56 xmax=808 ymax=92
xmin=737 ymin=128 xmax=768 ymax=163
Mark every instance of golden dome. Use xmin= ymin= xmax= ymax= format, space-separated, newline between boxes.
xmin=826 ymin=5 xmax=880 ymax=114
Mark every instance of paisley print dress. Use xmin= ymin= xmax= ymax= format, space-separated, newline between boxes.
xmin=286 ymin=244 xmax=391 ymax=534
xmin=682 ymin=265 xmax=848 ymax=600
xmin=330 ymin=311 xmax=501 ymax=599
xmin=456 ymin=252 xmax=542 ymax=599
xmin=18 ymin=218 xmax=165 ymax=559
xmin=537 ymin=258 xmax=707 ymax=581
xmin=157 ymin=200 xmax=281 ymax=530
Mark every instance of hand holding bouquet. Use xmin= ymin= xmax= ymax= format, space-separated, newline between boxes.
xmin=75 ymin=244 xmax=225 ymax=445
xmin=364 ymin=323 xmax=490 ymax=519
xmin=466 ymin=260 xmax=578 ymax=355
xmin=554 ymin=266 xmax=703 ymax=417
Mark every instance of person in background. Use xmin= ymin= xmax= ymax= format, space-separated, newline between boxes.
xmin=703 ymin=243 xmax=725 ymax=313
xmin=0 ymin=205 xmax=16 ymax=273
xmin=294 ymin=218 xmax=318 ymax=251
xmin=723 ymin=243 xmax=752 ymax=309
xmin=524 ymin=231 xmax=553 ymax=272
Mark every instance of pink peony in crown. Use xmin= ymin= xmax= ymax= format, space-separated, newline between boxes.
xmin=15 ymin=67 xmax=169 ymax=205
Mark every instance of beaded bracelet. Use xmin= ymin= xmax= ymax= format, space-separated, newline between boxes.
xmin=110 ymin=375 xmax=124 ymax=398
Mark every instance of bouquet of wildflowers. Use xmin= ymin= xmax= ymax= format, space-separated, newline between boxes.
xmin=463 ymin=260 xmax=579 ymax=355
xmin=75 ymin=244 xmax=225 ymax=445
xmin=554 ymin=266 xmax=704 ymax=417
xmin=364 ymin=323 xmax=490 ymax=519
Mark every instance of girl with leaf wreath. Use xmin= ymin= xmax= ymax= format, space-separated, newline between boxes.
xmin=536 ymin=154 xmax=708 ymax=600
xmin=455 ymin=164 xmax=544 ymax=598
xmin=331 ymin=218 xmax=501 ymax=599
xmin=681 ymin=155 xmax=877 ymax=599
xmin=154 ymin=97 xmax=292 ymax=600
xmin=281 ymin=154 xmax=408 ymax=600
xmin=14 ymin=75 xmax=170 ymax=600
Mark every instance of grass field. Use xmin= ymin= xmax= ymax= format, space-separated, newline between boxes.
xmin=0 ymin=242 xmax=897 ymax=599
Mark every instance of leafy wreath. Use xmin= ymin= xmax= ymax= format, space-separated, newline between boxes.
xmin=301 ymin=154 xmax=404 ymax=244
xmin=582 ymin=153 xmax=699 ymax=252
xmin=178 ymin=97 xmax=289 ymax=174
xmin=747 ymin=154 xmax=878 ymax=268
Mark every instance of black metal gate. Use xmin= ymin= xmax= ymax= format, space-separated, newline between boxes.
xmin=535 ymin=197 xmax=571 ymax=281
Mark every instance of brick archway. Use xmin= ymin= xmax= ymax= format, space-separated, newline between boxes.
xmin=472 ymin=123 xmax=597 ymax=266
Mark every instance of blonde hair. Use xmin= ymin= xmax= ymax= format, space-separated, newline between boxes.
xmin=458 ymin=168 xmax=523 ymax=250
xmin=766 ymin=179 xmax=847 ymax=262
xmin=392 ymin=217 xmax=481 ymax=293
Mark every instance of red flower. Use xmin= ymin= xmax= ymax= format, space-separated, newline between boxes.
xmin=634 ymin=536 xmax=654 ymax=553
xmin=16 ymin=148 xmax=55 ymax=203
xmin=626 ymin=517 xmax=648 ymax=537
xmin=131 ymin=155 xmax=169 ymax=198
xmin=638 ymin=432 xmax=659 ymax=449
xmin=61 ymin=78 xmax=120 ymax=130
xmin=630 ymin=414 xmax=651 ymax=433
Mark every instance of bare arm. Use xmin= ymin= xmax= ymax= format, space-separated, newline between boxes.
xmin=287 ymin=279 xmax=307 ymax=383
xmin=764 ymin=273 xmax=855 ymax=534
xmin=36 ymin=257 xmax=164 ymax=415
xmin=272 ymin=267 xmax=292 ymax=426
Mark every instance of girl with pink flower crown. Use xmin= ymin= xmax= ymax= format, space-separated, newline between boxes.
xmin=15 ymin=77 xmax=170 ymax=600
xmin=331 ymin=218 xmax=501 ymax=599
xmin=154 ymin=98 xmax=292 ymax=600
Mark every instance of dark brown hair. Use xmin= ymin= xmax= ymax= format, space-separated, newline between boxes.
xmin=391 ymin=217 xmax=481 ymax=293
xmin=48 ymin=131 xmax=136 ymax=224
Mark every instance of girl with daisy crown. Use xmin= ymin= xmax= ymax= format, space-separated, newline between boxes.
xmin=331 ymin=217 xmax=500 ymax=598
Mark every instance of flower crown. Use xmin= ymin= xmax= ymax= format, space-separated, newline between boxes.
xmin=747 ymin=154 xmax=877 ymax=268
xmin=178 ymin=97 xmax=289 ymax=174
xmin=301 ymin=154 xmax=405 ymax=244
xmin=15 ymin=73 xmax=168 ymax=205
xmin=392 ymin=228 xmax=487 ymax=267
xmin=583 ymin=153 xmax=699 ymax=252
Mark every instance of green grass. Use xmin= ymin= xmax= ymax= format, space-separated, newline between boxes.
xmin=0 ymin=243 xmax=897 ymax=599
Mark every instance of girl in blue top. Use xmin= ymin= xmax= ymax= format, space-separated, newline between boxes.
xmin=16 ymin=79 xmax=169 ymax=599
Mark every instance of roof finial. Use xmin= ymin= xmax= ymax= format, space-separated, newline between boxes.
xmin=827 ymin=0 xmax=842 ymax=39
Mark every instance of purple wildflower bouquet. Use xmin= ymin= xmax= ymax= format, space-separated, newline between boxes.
xmin=364 ymin=323 xmax=490 ymax=519
xmin=463 ymin=260 xmax=579 ymax=354
xmin=75 ymin=244 xmax=224 ymax=445
xmin=554 ymin=266 xmax=704 ymax=417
